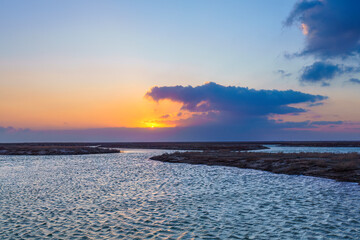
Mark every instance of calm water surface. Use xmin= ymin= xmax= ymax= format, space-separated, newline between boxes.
xmin=1 ymin=150 xmax=360 ymax=239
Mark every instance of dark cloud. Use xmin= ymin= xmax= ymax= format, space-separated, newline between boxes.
xmin=160 ymin=114 xmax=170 ymax=119
xmin=308 ymin=102 xmax=324 ymax=107
xmin=146 ymin=82 xmax=327 ymax=125
xmin=300 ymin=61 xmax=359 ymax=86
xmin=286 ymin=0 xmax=360 ymax=58
xmin=285 ymin=0 xmax=322 ymax=26
xmin=142 ymin=83 xmax=360 ymax=140
xmin=348 ymin=78 xmax=360 ymax=85
xmin=311 ymin=120 xmax=343 ymax=125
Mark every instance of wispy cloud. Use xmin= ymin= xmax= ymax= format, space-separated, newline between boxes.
xmin=347 ymin=78 xmax=360 ymax=85
xmin=277 ymin=69 xmax=292 ymax=78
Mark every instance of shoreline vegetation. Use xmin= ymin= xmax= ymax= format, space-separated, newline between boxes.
xmin=150 ymin=151 xmax=360 ymax=184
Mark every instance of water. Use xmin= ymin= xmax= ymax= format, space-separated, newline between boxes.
xmin=252 ymin=144 xmax=360 ymax=153
xmin=1 ymin=150 xmax=359 ymax=239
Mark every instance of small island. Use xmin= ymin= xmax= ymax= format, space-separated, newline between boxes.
xmin=0 ymin=145 xmax=119 ymax=155
xmin=150 ymin=151 xmax=360 ymax=184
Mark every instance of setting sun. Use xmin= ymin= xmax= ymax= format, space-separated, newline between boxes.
xmin=142 ymin=121 xmax=167 ymax=129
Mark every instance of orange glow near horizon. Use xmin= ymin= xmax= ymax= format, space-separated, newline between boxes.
xmin=0 ymin=97 xmax=181 ymax=130
xmin=0 ymin=64 xmax=185 ymax=130
xmin=142 ymin=121 xmax=167 ymax=129
xmin=1 ymin=65 xmax=360 ymax=131
xmin=0 ymin=66 xmax=184 ymax=130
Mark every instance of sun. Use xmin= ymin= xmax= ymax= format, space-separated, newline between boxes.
xmin=141 ymin=119 xmax=175 ymax=128
xmin=142 ymin=121 xmax=161 ymax=128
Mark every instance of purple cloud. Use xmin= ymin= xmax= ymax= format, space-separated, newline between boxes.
xmin=311 ymin=121 xmax=343 ymax=125
xmin=160 ymin=114 xmax=170 ymax=119
xmin=146 ymin=82 xmax=327 ymax=123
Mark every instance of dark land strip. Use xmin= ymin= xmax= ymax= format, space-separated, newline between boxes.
xmin=150 ymin=151 xmax=360 ymax=184
xmin=0 ymin=142 xmax=267 ymax=155
xmin=0 ymin=145 xmax=119 ymax=155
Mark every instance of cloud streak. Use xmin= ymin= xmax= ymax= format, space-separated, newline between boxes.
xmin=300 ymin=61 xmax=360 ymax=86
xmin=1 ymin=121 xmax=359 ymax=142
xmin=348 ymin=78 xmax=360 ymax=85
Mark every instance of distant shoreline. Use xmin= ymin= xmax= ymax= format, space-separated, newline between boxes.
xmin=0 ymin=145 xmax=119 ymax=155
xmin=1 ymin=141 xmax=360 ymax=155
xmin=2 ymin=141 xmax=360 ymax=150
xmin=0 ymin=142 xmax=267 ymax=155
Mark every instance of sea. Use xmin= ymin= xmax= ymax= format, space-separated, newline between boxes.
xmin=1 ymin=147 xmax=359 ymax=239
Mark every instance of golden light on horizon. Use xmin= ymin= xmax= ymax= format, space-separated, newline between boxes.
xmin=142 ymin=121 xmax=169 ymax=129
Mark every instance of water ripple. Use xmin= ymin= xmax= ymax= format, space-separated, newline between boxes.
xmin=1 ymin=150 xmax=360 ymax=239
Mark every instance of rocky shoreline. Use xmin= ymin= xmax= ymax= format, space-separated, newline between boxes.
xmin=150 ymin=151 xmax=360 ymax=184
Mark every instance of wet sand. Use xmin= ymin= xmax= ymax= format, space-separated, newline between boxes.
xmin=150 ymin=151 xmax=360 ymax=184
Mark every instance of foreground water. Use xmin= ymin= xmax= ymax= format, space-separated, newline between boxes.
xmin=1 ymin=150 xmax=359 ymax=239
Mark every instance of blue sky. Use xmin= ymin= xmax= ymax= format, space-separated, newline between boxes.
xmin=1 ymin=0 xmax=302 ymax=83
xmin=1 ymin=0 xmax=360 ymax=141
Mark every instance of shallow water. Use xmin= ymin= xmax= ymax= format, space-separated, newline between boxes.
xmin=1 ymin=150 xmax=359 ymax=239
xmin=252 ymin=145 xmax=360 ymax=153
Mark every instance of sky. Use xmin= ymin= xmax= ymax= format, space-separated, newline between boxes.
xmin=1 ymin=0 xmax=360 ymax=142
